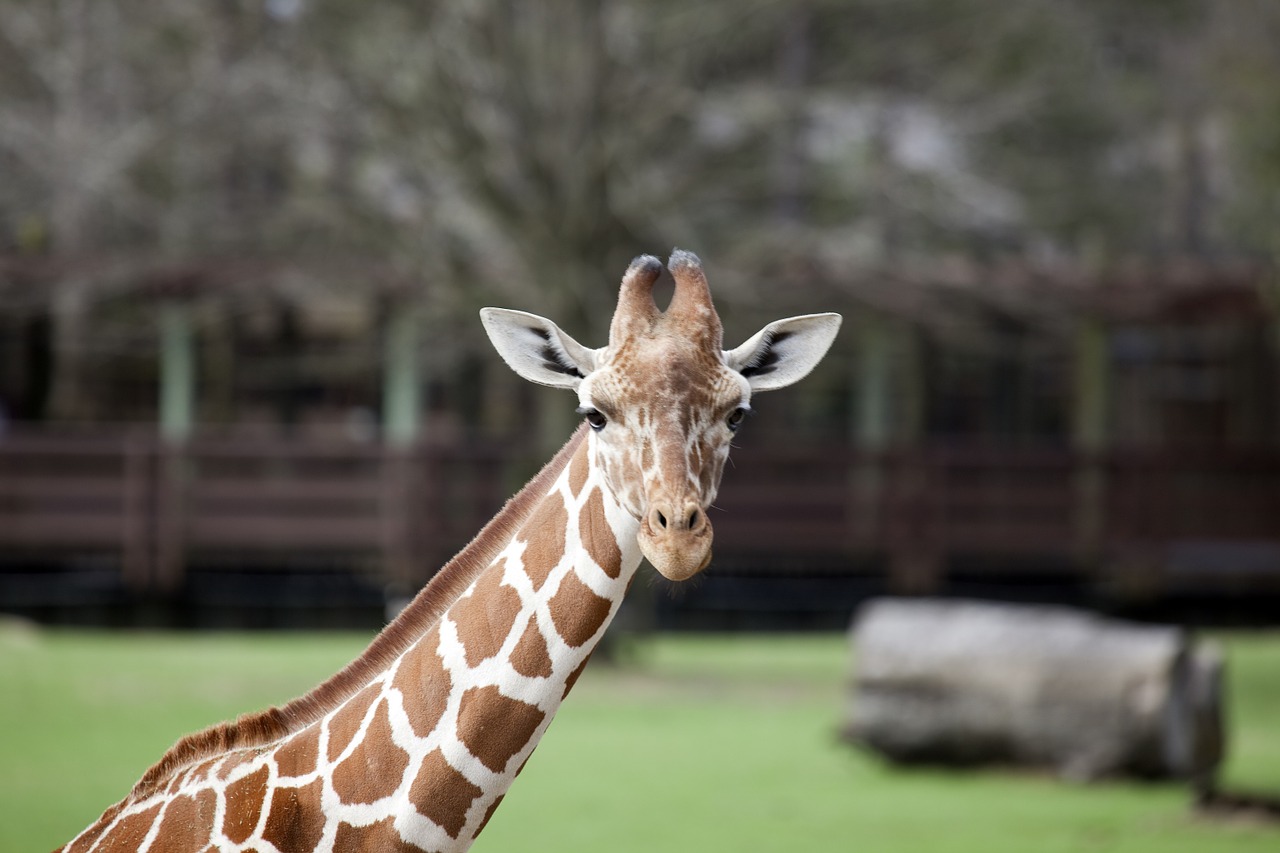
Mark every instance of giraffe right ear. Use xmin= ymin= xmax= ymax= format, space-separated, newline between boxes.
xmin=725 ymin=313 xmax=842 ymax=392
xmin=480 ymin=308 xmax=599 ymax=390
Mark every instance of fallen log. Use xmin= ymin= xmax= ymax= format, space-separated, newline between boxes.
xmin=843 ymin=598 xmax=1224 ymax=782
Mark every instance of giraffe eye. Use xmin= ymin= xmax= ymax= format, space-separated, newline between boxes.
xmin=577 ymin=406 xmax=608 ymax=432
xmin=726 ymin=407 xmax=749 ymax=432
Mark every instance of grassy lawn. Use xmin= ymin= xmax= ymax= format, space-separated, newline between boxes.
xmin=2 ymin=622 xmax=1277 ymax=853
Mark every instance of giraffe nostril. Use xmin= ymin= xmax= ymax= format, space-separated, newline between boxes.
xmin=648 ymin=504 xmax=705 ymax=535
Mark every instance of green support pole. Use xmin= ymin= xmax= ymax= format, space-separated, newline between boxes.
xmin=855 ymin=312 xmax=893 ymax=451
xmin=157 ymin=298 xmax=195 ymax=591
xmin=383 ymin=305 xmax=422 ymax=446
xmin=851 ymin=312 xmax=892 ymax=551
xmin=1072 ymin=318 xmax=1109 ymax=455
xmin=159 ymin=300 xmax=195 ymax=443
xmin=1072 ymin=317 xmax=1112 ymax=583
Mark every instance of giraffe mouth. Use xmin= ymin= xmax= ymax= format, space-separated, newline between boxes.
xmin=638 ymin=514 xmax=713 ymax=582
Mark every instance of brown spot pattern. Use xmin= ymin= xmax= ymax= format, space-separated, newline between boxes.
xmin=188 ymin=758 xmax=220 ymax=783
xmin=96 ymin=802 xmax=162 ymax=853
xmin=518 ymin=497 xmax=568 ymax=591
xmin=277 ymin=724 xmax=320 ymax=779
xmin=63 ymin=809 xmax=114 ymax=853
xmin=332 ymin=698 xmax=410 ymax=805
xmin=326 ymin=682 xmax=381 ymax=763
xmin=222 ymin=765 xmax=270 ymax=845
xmin=474 ymin=795 xmax=505 ymax=838
xmin=567 ymin=441 xmax=590 ymax=496
xmin=449 ymin=568 xmax=522 ymax=668
xmin=549 ymin=571 xmax=612 ymax=648
xmin=456 ymin=686 xmax=546 ymax=773
xmin=261 ymin=778 xmax=325 ymax=853
xmin=334 ymin=817 xmax=421 ymax=853
xmin=510 ymin=618 xmax=554 ymax=678
xmin=153 ymin=789 xmax=217 ymax=853
xmin=579 ymin=487 xmax=622 ymax=578
xmin=391 ymin=628 xmax=452 ymax=739
xmin=562 ymin=653 xmax=593 ymax=699
xmin=216 ymin=751 xmax=252 ymax=781
xmin=410 ymin=749 xmax=483 ymax=839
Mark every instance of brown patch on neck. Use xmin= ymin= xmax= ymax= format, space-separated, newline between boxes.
xmin=223 ymin=765 xmax=270 ymax=845
xmin=261 ymin=777 xmax=325 ymax=853
xmin=510 ymin=618 xmax=554 ymax=678
xmin=153 ymin=789 xmax=217 ymax=851
xmin=450 ymin=568 xmax=522 ymax=668
xmin=474 ymin=794 xmax=506 ymax=839
xmin=127 ymin=426 xmax=589 ymax=801
xmin=93 ymin=801 xmax=162 ymax=853
xmin=335 ymin=817 xmax=422 ymax=853
xmin=276 ymin=724 xmax=320 ymax=778
xmin=580 ymin=486 xmax=622 ymax=578
xmin=391 ymin=626 xmax=452 ymax=739
xmin=562 ymin=653 xmax=593 ymax=699
xmin=60 ymin=809 xmax=116 ymax=853
xmin=331 ymin=697 xmax=410 ymax=805
xmin=325 ymin=682 xmax=381 ymax=763
xmin=410 ymin=749 xmax=483 ymax=839
xmin=548 ymin=571 xmax=613 ymax=647
xmin=456 ymin=686 xmax=546 ymax=773
xmin=567 ymin=437 xmax=590 ymax=496
xmin=518 ymin=495 xmax=569 ymax=592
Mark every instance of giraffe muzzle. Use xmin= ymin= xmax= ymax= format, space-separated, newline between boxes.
xmin=639 ymin=499 xmax=713 ymax=581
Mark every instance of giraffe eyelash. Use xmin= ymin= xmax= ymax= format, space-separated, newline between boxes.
xmin=576 ymin=406 xmax=608 ymax=431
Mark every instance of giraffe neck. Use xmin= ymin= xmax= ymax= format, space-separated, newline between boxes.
xmin=377 ymin=428 xmax=643 ymax=847
xmin=60 ymin=429 xmax=644 ymax=853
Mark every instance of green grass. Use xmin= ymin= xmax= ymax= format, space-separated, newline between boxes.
xmin=2 ymin=624 xmax=1277 ymax=853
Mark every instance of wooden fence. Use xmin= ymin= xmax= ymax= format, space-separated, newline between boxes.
xmin=714 ymin=441 xmax=1280 ymax=596
xmin=2 ymin=430 xmax=1278 ymax=601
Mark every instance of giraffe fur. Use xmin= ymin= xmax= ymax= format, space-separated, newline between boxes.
xmin=57 ymin=251 xmax=840 ymax=853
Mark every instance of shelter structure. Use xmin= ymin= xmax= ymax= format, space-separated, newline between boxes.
xmin=0 ymin=252 xmax=1277 ymax=626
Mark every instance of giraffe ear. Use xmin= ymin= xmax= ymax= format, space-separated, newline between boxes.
xmin=480 ymin=308 xmax=599 ymax=390
xmin=725 ymin=313 xmax=842 ymax=392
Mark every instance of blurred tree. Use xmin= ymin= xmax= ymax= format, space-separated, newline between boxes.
xmin=0 ymin=0 xmax=173 ymax=417
xmin=1 ymin=0 xmax=1278 ymax=428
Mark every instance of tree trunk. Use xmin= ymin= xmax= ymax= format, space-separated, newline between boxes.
xmin=844 ymin=599 xmax=1224 ymax=782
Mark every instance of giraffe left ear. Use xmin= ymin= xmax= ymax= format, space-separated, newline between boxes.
xmin=480 ymin=308 xmax=599 ymax=390
xmin=725 ymin=313 xmax=842 ymax=392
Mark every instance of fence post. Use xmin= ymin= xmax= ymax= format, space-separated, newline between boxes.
xmin=159 ymin=300 xmax=195 ymax=443
xmin=886 ymin=448 xmax=942 ymax=594
xmin=120 ymin=433 xmax=152 ymax=591
xmin=1072 ymin=316 xmax=1110 ymax=577
xmin=850 ymin=311 xmax=892 ymax=549
xmin=153 ymin=444 xmax=188 ymax=592
xmin=155 ymin=296 xmax=197 ymax=591
xmin=383 ymin=301 xmax=423 ymax=447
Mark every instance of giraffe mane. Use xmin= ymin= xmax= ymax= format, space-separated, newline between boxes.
xmin=129 ymin=425 xmax=590 ymax=801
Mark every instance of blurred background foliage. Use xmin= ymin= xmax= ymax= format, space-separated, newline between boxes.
xmin=3 ymin=0 xmax=1279 ymax=429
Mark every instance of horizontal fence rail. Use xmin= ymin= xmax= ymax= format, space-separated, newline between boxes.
xmin=1 ymin=430 xmax=1278 ymax=598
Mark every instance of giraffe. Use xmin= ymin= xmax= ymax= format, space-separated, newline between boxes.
xmin=56 ymin=250 xmax=841 ymax=853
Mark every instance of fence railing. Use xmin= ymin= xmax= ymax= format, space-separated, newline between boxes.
xmin=2 ymin=429 xmax=1278 ymax=597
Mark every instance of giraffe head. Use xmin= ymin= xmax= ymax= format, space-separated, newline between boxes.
xmin=481 ymin=250 xmax=840 ymax=581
